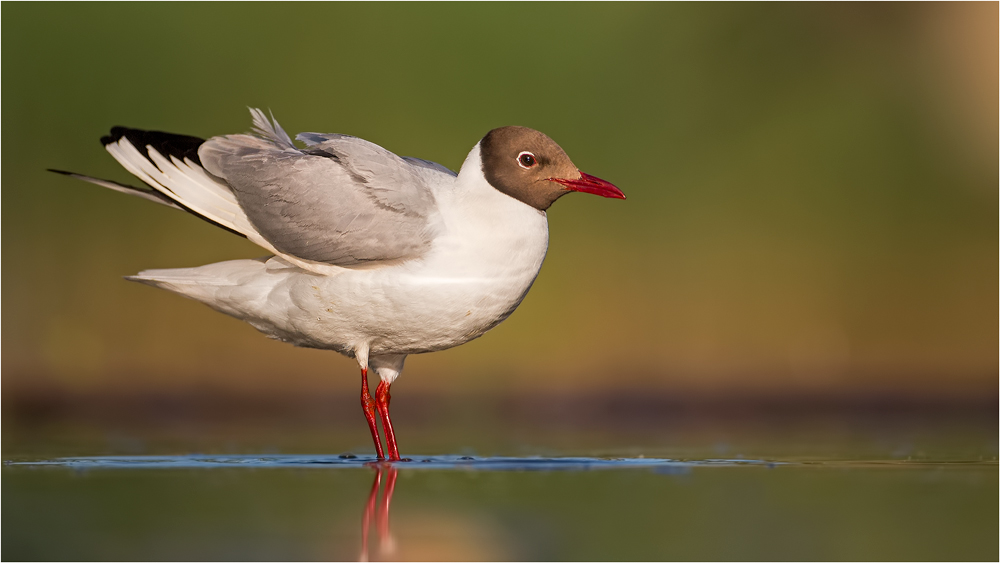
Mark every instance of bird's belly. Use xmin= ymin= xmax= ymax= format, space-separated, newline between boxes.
xmin=252 ymin=198 xmax=550 ymax=357
xmin=292 ymin=263 xmax=541 ymax=355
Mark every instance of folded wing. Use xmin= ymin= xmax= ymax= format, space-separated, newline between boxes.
xmin=198 ymin=110 xmax=441 ymax=267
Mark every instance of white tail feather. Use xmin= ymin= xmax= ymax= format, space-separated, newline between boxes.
xmin=125 ymin=259 xmax=275 ymax=313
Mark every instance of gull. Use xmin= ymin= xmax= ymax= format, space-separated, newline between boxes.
xmin=51 ymin=108 xmax=625 ymax=460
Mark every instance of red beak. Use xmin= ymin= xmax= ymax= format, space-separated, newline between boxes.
xmin=550 ymin=172 xmax=626 ymax=200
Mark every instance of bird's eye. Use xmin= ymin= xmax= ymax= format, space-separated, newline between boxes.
xmin=517 ymin=151 xmax=537 ymax=169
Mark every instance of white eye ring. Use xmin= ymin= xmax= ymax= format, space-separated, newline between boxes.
xmin=517 ymin=151 xmax=537 ymax=169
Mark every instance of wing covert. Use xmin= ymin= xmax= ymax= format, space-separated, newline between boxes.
xmin=198 ymin=114 xmax=440 ymax=267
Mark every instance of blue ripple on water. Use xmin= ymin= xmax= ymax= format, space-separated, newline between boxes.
xmin=6 ymin=454 xmax=781 ymax=471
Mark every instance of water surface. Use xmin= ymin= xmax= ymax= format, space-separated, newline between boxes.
xmin=4 ymin=405 xmax=997 ymax=561
xmin=6 ymin=453 xmax=996 ymax=561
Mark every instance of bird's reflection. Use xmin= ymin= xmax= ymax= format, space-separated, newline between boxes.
xmin=360 ymin=464 xmax=398 ymax=562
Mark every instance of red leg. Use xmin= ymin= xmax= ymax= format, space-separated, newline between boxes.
xmin=375 ymin=381 xmax=401 ymax=461
xmin=361 ymin=368 xmax=385 ymax=460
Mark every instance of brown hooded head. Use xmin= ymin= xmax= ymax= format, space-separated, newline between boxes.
xmin=479 ymin=126 xmax=624 ymax=211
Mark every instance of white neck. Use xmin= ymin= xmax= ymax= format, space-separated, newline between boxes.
xmin=456 ymin=141 xmax=485 ymax=185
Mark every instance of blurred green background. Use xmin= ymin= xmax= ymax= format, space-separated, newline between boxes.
xmin=3 ymin=2 xmax=997 ymax=405
xmin=3 ymin=6 xmax=997 ymax=560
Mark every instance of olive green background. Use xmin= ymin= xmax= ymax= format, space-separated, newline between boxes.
xmin=3 ymin=5 xmax=997 ymax=561
xmin=3 ymin=2 xmax=997 ymax=399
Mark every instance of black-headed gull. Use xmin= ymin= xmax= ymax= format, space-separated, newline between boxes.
xmin=52 ymin=109 xmax=625 ymax=460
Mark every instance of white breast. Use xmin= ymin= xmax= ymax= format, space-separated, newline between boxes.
xmin=269 ymin=143 xmax=551 ymax=356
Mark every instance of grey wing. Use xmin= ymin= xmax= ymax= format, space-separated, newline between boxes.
xmin=198 ymin=124 xmax=439 ymax=267
xmin=299 ymin=132 xmax=458 ymax=181
xmin=401 ymin=157 xmax=457 ymax=179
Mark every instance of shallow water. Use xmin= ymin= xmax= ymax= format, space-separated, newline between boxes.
xmin=6 ymin=454 xmax=997 ymax=560
xmin=4 ymin=406 xmax=997 ymax=561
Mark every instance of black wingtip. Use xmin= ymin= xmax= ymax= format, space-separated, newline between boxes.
xmin=48 ymin=168 xmax=75 ymax=176
xmin=100 ymin=126 xmax=206 ymax=166
xmin=100 ymin=126 xmax=135 ymax=147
